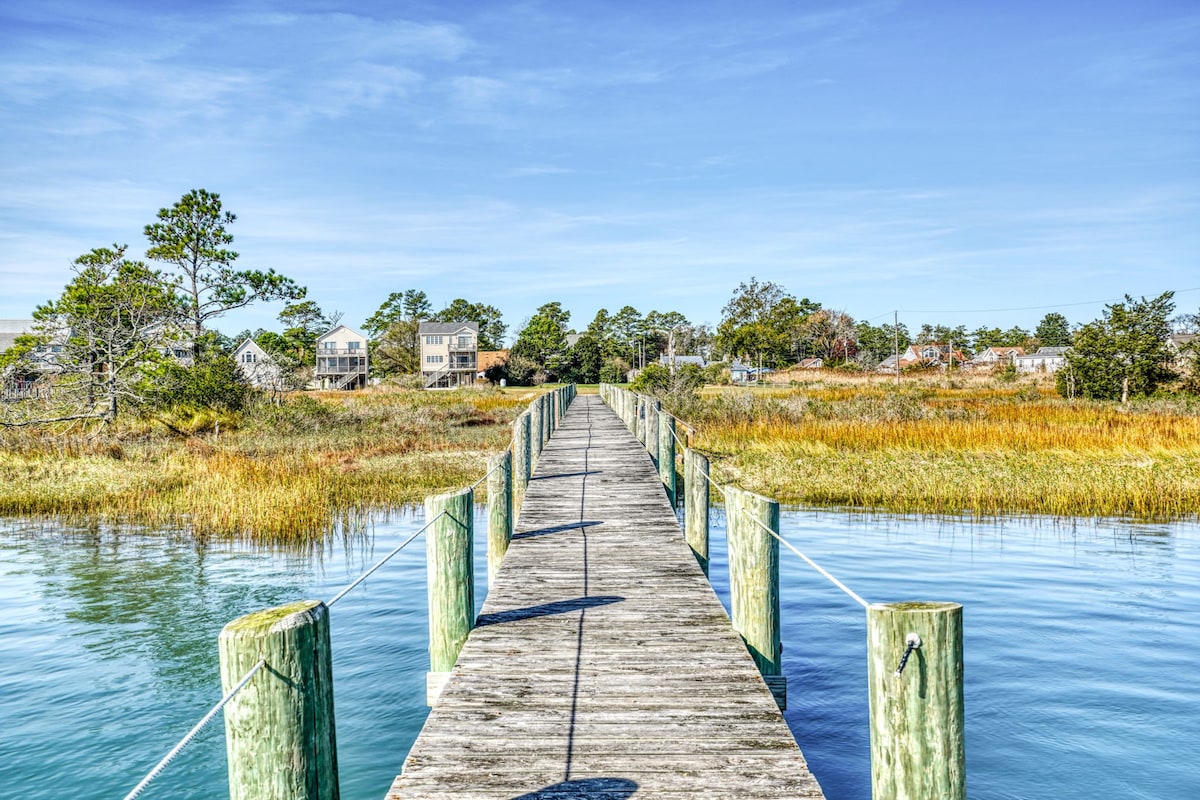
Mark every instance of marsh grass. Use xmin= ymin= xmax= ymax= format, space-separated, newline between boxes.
xmin=674 ymin=375 xmax=1200 ymax=519
xmin=0 ymin=385 xmax=538 ymax=540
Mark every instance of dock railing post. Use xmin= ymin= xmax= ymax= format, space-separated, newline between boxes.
xmin=487 ymin=450 xmax=512 ymax=585
xmin=532 ymin=395 xmax=545 ymax=460
xmin=635 ymin=394 xmax=647 ymax=444
xmin=425 ymin=486 xmax=474 ymax=704
xmin=867 ymin=602 xmax=966 ymax=800
xmin=541 ymin=393 xmax=552 ymax=448
xmin=645 ymin=398 xmax=661 ymax=468
xmin=219 ymin=600 xmax=339 ymax=800
xmin=513 ymin=412 xmax=531 ymax=515
xmin=684 ymin=448 xmax=709 ymax=575
xmin=724 ymin=485 xmax=785 ymax=709
xmin=658 ymin=409 xmax=677 ymax=505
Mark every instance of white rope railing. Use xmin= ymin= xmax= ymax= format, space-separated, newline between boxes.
xmin=609 ymin=387 xmax=870 ymax=610
xmin=469 ymin=449 xmax=510 ymax=491
xmin=327 ymin=510 xmax=448 ymax=607
xmin=741 ymin=506 xmax=871 ymax=609
xmin=121 ymin=658 xmax=266 ymax=800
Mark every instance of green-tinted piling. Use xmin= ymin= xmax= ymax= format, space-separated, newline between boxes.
xmin=867 ymin=602 xmax=966 ymax=800
xmin=219 ymin=600 xmax=339 ymax=800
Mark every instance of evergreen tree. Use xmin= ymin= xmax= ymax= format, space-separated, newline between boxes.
xmin=1035 ymin=312 xmax=1072 ymax=347
xmin=144 ymin=189 xmax=304 ymax=355
xmin=1058 ymin=293 xmax=1175 ymax=401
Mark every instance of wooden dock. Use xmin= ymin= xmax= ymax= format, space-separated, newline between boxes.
xmin=388 ymin=394 xmax=825 ymax=799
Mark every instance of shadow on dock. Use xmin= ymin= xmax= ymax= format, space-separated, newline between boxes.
xmin=511 ymin=778 xmax=638 ymax=799
xmin=475 ymin=595 xmax=623 ymax=626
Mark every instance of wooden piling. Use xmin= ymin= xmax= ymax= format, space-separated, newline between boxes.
xmin=867 ymin=602 xmax=965 ymax=800
xmin=724 ymin=486 xmax=784 ymax=708
xmin=219 ymin=600 xmax=339 ymax=800
xmin=645 ymin=398 xmax=661 ymax=468
xmin=684 ymin=448 xmax=710 ymax=575
xmin=486 ymin=450 xmax=512 ymax=585
xmin=658 ymin=409 xmax=677 ymax=505
xmin=425 ymin=487 xmax=474 ymax=704
xmin=512 ymin=412 xmax=531 ymax=514
xmin=635 ymin=394 xmax=647 ymax=444
xmin=531 ymin=397 xmax=543 ymax=460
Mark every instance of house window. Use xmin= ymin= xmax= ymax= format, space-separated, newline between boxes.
xmin=322 ymin=341 xmax=337 ymax=350
xmin=427 ymin=355 xmax=444 ymax=364
xmin=457 ymin=335 xmax=472 ymax=347
xmin=243 ymin=353 xmax=256 ymax=363
xmin=426 ymin=335 xmax=444 ymax=345
xmin=348 ymin=341 xmax=361 ymax=351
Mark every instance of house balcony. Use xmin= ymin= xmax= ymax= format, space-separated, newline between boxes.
xmin=447 ymin=341 xmax=477 ymax=353
xmin=318 ymin=347 xmax=367 ymax=356
xmin=315 ymin=355 xmax=368 ymax=377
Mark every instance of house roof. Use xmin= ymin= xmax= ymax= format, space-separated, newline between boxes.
xmin=233 ymin=338 xmax=270 ymax=358
xmin=418 ymin=321 xmax=479 ymax=335
xmin=317 ymin=324 xmax=366 ymax=341
xmin=1023 ymin=346 xmax=1070 ymax=357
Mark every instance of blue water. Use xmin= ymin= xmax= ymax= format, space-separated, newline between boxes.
xmin=2 ymin=510 xmax=1198 ymax=800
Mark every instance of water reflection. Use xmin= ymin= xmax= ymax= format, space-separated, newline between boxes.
xmin=3 ymin=510 xmax=1198 ymax=800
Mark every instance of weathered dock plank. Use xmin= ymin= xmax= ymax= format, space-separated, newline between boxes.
xmin=388 ymin=395 xmax=824 ymax=799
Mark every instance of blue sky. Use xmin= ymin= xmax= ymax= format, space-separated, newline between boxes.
xmin=2 ymin=0 xmax=1198 ymax=343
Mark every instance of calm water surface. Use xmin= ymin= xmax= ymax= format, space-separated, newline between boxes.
xmin=2 ymin=510 xmax=1197 ymax=799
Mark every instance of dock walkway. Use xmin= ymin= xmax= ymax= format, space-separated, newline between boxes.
xmin=389 ymin=394 xmax=824 ymax=799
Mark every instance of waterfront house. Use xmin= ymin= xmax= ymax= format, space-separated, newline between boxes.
xmin=314 ymin=325 xmax=369 ymax=390
xmin=233 ymin=339 xmax=284 ymax=390
xmin=420 ymin=321 xmax=478 ymax=389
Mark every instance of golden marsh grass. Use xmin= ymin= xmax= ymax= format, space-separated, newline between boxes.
xmin=676 ymin=375 xmax=1200 ymax=519
xmin=0 ymin=385 xmax=540 ymax=540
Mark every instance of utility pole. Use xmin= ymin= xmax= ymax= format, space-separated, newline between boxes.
xmin=894 ymin=310 xmax=900 ymax=386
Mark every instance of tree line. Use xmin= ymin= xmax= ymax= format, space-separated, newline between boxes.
xmin=4 ymin=190 xmax=1197 ymax=426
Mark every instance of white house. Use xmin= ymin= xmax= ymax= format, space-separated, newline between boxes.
xmin=233 ymin=339 xmax=284 ymax=390
xmin=420 ymin=321 xmax=478 ymax=388
xmin=314 ymin=325 xmax=369 ymax=390
xmin=969 ymin=346 xmax=1025 ymax=370
xmin=1015 ymin=346 xmax=1069 ymax=374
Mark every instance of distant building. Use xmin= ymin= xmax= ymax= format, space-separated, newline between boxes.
xmin=419 ymin=321 xmax=478 ymax=389
xmin=657 ymin=354 xmax=706 ymax=369
xmin=233 ymin=339 xmax=284 ymax=390
xmin=876 ymin=354 xmax=901 ymax=373
xmin=477 ymin=349 xmax=509 ymax=381
xmin=314 ymin=325 xmax=369 ymax=390
xmin=728 ymin=359 xmax=752 ymax=383
xmin=798 ymin=357 xmax=824 ymax=369
xmin=0 ymin=318 xmax=67 ymax=374
xmin=1015 ymin=346 xmax=1069 ymax=374
xmin=899 ymin=342 xmax=967 ymax=369
xmin=969 ymin=346 xmax=1025 ymax=370
xmin=0 ymin=319 xmax=34 ymax=354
